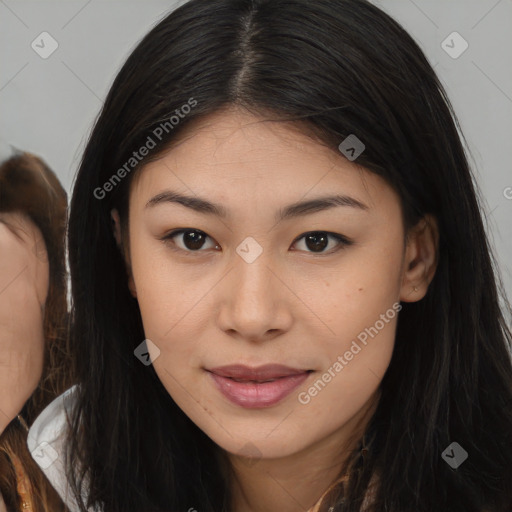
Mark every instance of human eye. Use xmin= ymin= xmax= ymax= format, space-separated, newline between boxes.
xmin=291 ymin=231 xmax=353 ymax=254
xmin=159 ymin=228 xmax=352 ymax=256
xmin=159 ymin=228 xmax=220 ymax=253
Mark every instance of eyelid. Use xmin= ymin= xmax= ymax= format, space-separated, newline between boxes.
xmin=160 ymin=229 xmax=353 ymax=254
xmin=160 ymin=228 xmax=219 ymax=253
xmin=291 ymin=231 xmax=353 ymax=254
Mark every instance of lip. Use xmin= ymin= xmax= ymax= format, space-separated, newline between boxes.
xmin=206 ymin=364 xmax=312 ymax=408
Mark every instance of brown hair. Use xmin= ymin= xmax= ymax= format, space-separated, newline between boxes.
xmin=0 ymin=151 xmax=74 ymax=512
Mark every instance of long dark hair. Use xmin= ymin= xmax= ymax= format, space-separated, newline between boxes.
xmin=66 ymin=0 xmax=512 ymax=510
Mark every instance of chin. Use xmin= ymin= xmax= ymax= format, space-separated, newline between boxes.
xmin=200 ymin=419 xmax=311 ymax=461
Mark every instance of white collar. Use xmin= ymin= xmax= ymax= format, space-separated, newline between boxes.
xmin=27 ymin=385 xmax=99 ymax=512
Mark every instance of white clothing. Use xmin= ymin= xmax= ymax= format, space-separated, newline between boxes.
xmin=27 ymin=385 xmax=97 ymax=512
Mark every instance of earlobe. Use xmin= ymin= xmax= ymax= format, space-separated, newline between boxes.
xmin=399 ymin=214 xmax=439 ymax=303
xmin=110 ymin=209 xmax=137 ymax=299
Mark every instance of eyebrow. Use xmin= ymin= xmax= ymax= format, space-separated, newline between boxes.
xmin=145 ymin=190 xmax=369 ymax=222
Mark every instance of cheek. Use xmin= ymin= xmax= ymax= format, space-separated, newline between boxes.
xmin=290 ymin=237 xmax=402 ymax=413
xmin=129 ymin=244 xmax=209 ymax=379
xmin=290 ymin=310 xmax=398 ymax=450
xmin=133 ymin=260 xmax=207 ymax=344
xmin=295 ymin=238 xmax=403 ymax=341
xmin=129 ymin=225 xmax=225 ymax=345
xmin=0 ymin=310 xmax=45 ymax=431
xmin=308 ymin=313 xmax=398 ymax=400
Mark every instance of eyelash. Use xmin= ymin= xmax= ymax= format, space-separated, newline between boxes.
xmin=159 ymin=229 xmax=353 ymax=255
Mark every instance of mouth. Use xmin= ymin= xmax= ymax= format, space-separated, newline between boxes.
xmin=207 ymin=363 xmax=312 ymax=380
xmin=206 ymin=364 xmax=314 ymax=408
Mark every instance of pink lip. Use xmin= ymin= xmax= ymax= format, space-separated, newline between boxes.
xmin=207 ymin=364 xmax=312 ymax=408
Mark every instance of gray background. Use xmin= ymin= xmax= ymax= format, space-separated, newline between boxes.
xmin=1 ymin=0 xmax=511 ymax=309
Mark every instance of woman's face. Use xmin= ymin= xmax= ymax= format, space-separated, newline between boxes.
xmin=0 ymin=212 xmax=48 ymax=434
xmin=114 ymin=107 xmax=436 ymax=462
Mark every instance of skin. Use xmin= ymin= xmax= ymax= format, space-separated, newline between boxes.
xmin=112 ymin=106 xmax=438 ymax=512
xmin=0 ymin=212 xmax=48 ymax=435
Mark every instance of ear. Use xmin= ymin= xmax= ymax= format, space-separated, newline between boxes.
xmin=111 ymin=208 xmax=137 ymax=298
xmin=399 ymin=214 xmax=439 ymax=302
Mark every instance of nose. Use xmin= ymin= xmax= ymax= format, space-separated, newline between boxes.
xmin=216 ymin=248 xmax=293 ymax=343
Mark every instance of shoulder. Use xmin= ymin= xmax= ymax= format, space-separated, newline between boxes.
xmin=27 ymin=385 xmax=97 ymax=512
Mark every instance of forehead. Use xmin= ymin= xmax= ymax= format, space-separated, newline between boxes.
xmin=129 ymin=107 xmax=399 ymax=217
